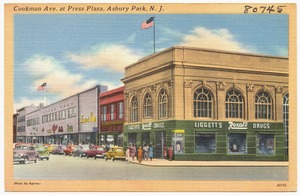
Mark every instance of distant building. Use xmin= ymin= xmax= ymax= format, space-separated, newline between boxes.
xmin=15 ymin=85 xmax=107 ymax=145
xmin=122 ymin=46 xmax=289 ymax=161
xmin=98 ymin=86 xmax=124 ymax=146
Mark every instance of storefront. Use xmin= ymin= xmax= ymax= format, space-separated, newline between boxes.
xmin=124 ymin=120 xmax=286 ymax=161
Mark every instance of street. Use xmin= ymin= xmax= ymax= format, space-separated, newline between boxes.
xmin=13 ymin=154 xmax=288 ymax=181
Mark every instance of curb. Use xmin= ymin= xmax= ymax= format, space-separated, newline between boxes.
xmin=128 ymin=160 xmax=289 ymax=167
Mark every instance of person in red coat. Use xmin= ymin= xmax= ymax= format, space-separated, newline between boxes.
xmin=168 ymin=145 xmax=173 ymax=161
xmin=137 ymin=146 xmax=143 ymax=164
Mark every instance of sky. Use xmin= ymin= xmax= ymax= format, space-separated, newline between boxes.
xmin=13 ymin=13 xmax=288 ymax=112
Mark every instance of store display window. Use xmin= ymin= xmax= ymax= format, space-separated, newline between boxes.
xmin=195 ymin=133 xmax=216 ymax=153
xmin=227 ymin=133 xmax=247 ymax=154
xmin=257 ymin=134 xmax=275 ymax=155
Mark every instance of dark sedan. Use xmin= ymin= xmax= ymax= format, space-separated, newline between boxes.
xmin=52 ymin=145 xmax=67 ymax=155
xmin=86 ymin=146 xmax=107 ymax=159
xmin=72 ymin=145 xmax=90 ymax=158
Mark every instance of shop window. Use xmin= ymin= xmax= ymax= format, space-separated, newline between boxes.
xmin=195 ymin=133 xmax=215 ymax=153
xmin=255 ymin=91 xmax=273 ymax=119
xmin=193 ymin=88 xmax=213 ymax=118
xmin=159 ymin=88 xmax=168 ymax=118
xmin=225 ymin=89 xmax=244 ymax=119
xmin=130 ymin=96 xmax=138 ymax=122
xmin=257 ymin=134 xmax=275 ymax=155
xmin=119 ymin=102 xmax=124 ymax=119
xmin=227 ymin=133 xmax=247 ymax=154
xmin=144 ymin=93 xmax=152 ymax=118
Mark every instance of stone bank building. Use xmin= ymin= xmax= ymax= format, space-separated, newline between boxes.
xmin=122 ymin=46 xmax=289 ymax=161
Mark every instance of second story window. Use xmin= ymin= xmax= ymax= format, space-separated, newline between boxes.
xmin=144 ymin=93 xmax=152 ymax=118
xmin=159 ymin=88 xmax=168 ymax=118
xmin=131 ymin=96 xmax=138 ymax=122
xmin=226 ymin=89 xmax=244 ymax=119
xmin=193 ymin=88 xmax=213 ymax=118
xmin=255 ymin=91 xmax=273 ymax=120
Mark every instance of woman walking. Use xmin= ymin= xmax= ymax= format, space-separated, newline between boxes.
xmin=137 ymin=146 xmax=143 ymax=164
xmin=149 ymin=144 xmax=154 ymax=161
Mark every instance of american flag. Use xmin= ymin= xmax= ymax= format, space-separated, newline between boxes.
xmin=37 ymin=82 xmax=47 ymax=91
xmin=141 ymin=17 xmax=154 ymax=30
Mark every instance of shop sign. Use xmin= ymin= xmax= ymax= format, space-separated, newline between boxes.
xmin=67 ymin=124 xmax=73 ymax=132
xmin=128 ymin=124 xmax=140 ymax=130
xmin=153 ymin=122 xmax=165 ymax=129
xmin=107 ymin=135 xmax=114 ymax=142
xmin=194 ymin=122 xmax=223 ymax=129
xmin=252 ymin=123 xmax=270 ymax=129
xmin=142 ymin=122 xmax=152 ymax=130
xmin=80 ymin=112 xmax=96 ymax=123
xmin=228 ymin=122 xmax=248 ymax=130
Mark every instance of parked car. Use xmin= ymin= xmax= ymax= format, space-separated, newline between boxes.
xmin=73 ymin=145 xmax=90 ymax=158
xmin=43 ymin=144 xmax=57 ymax=154
xmin=86 ymin=146 xmax=107 ymax=159
xmin=63 ymin=145 xmax=76 ymax=156
xmin=104 ymin=146 xmax=126 ymax=161
xmin=52 ymin=145 xmax=66 ymax=155
xmin=35 ymin=145 xmax=50 ymax=160
xmin=13 ymin=144 xmax=39 ymax=164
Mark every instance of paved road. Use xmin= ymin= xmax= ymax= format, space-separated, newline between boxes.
xmin=13 ymin=155 xmax=288 ymax=181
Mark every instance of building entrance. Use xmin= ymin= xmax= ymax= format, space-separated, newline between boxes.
xmin=155 ymin=131 xmax=166 ymax=159
xmin=142 ymin=132 xmax=150 ymax=146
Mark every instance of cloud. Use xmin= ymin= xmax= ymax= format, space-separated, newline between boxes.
xmin=66 ymin=44 xmax=143 ymax=72
xmin=179 ymin=27 xmax=255 ymax=53
xmin=24 ymin=55 xmax=98 ymax=99
xmin=13 ymin=97 xmax=44 ymax=113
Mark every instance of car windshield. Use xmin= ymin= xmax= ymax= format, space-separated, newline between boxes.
xmin=96 ymin=148 xmax=104 ymax=151
xmin=15 ymin=146 xmax=28 ymax=150
xmin=36 ymin=147 xmax=45 ymax=152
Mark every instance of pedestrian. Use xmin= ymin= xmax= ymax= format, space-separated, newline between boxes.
xmin=143 ymin=144 xmax=149 ymax=161
xmin=137 ymin=146 xmax=143 ymax=164
xmin=168 ymin=145 xmax=173 ymax=161
xmin=125 ymin=146 xmax=130 ymax=164
xmin=149 ymin=144 xmax=154 ymax=161
xmin=130 ymin=144 xmax=136 ymax=161
xmin=163 ymin=145 xmax=167 ymax=159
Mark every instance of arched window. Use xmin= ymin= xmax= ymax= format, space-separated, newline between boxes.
xmin=255 ymin=91 xmax=273 ymax=119
xmin=193 ymin=88 xmax=213 ymax=118
xmin=144 ymin=93 xmax=152 ymax=118
xmin=225 ymin=89 xmax=244 ymax=118
xmin=283 ymin=93 xmax=289 ymax=159
xmin=159 ymin=88 xmax=168 ymax=118
xmin=130 ymin=96 xmax=138 ymax=122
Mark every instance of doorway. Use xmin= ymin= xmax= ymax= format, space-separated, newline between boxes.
xmin=155 ymin=131 xmax=166 ymax=159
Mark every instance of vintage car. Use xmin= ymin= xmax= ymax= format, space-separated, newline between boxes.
xmin=103 ymin=146 xmax=126 ymax=161
xmin=72 ymin=145 xmax=90 ymax=158
xmin=63 ymin=145 xmax=76 ymax=156
xmin=35 ymin=145 xmax=50 ymax=160
xmin=43 ymin=144 xmax=57 ymax=154
xmin=86 ymin=146 xmax=107 ymax=159
xmin=52 ymin=145 xmax=67 ymax=155
xmin=13 ymin=144 xmax=39 ymax=164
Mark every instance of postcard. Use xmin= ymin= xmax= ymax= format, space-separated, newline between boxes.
xmin=4 ymin=2 xmax=297 ymax=192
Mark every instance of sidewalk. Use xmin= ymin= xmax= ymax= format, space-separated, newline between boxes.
xmin=128 ymin=158 xmax=289 ymax=167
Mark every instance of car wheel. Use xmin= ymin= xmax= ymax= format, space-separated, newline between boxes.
xmin=94 ymin=156 xmax=96 ymax=160
xmin=80 ymin=154 xmax=82 ymax=158
xmin=111 ymin=157 xmax=114 ymax=162
xmin=64 ymin=152 xmax=66 ymax=156
xmin=86 ymin=155 xmax=89 ymax=159
xmin=47 ymin=157 xmax=49 ymax=160
xmin=104 ymin=156 xmax=107 ymax=161
xmin=35 ymin=157 xmax=38 ymax=163
xmin=24 ymin=157 xmax=29 ymax=164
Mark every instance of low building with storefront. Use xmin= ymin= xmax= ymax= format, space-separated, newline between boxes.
xmin=121 ymin=46 xmax=289 ymax=161
xmin=98 ymin=86 xmax=124 ymax=146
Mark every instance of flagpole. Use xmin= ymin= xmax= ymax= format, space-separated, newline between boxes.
xmin=153 ymin=16 xmax=156 ymax=53
xmin=45 ymin=85 xmax=47 ymax=106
